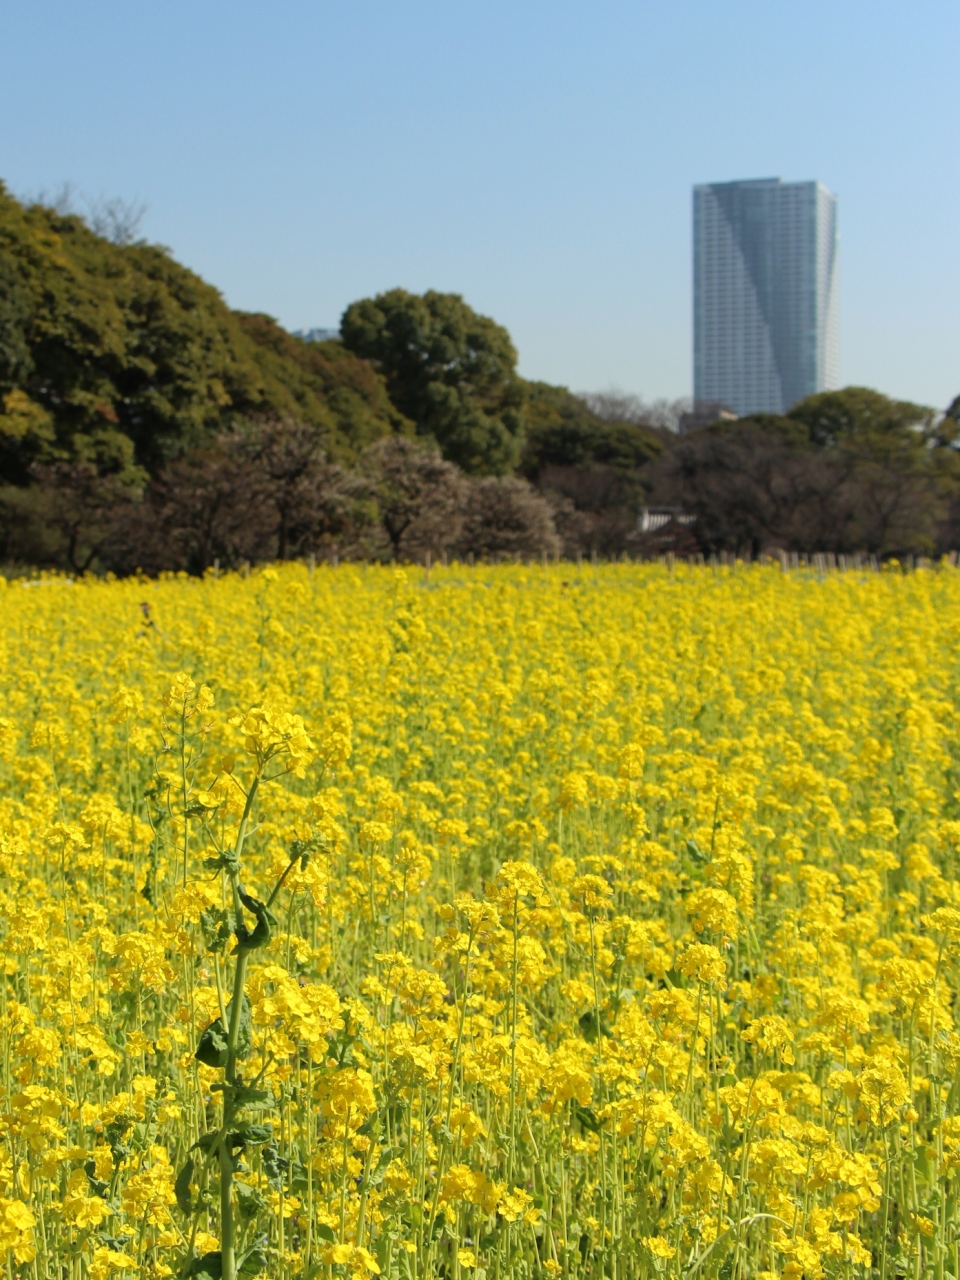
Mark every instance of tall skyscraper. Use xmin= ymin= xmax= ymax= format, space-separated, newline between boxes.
xmin=693 ymin=178 xmax=839 ymax=416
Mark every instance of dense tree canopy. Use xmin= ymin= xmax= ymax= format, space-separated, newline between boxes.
xmin=340 ymin=288 xmax=525 ymax=474
xmin=647 ymin=387 xmax=954 ymax=558
xmin=2 ymin=179 xmax=957 ymax=569
xmin=712 ymin=388 xmax=942 ymax=456
xmin=785 ymin=386 xmax=938 ymax=449
xmin=0 ymin=184 xmax=405 ymax=482
xmin=521 ymin=381 xmax=663 ymax=475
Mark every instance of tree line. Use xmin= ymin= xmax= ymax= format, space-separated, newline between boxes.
xmin=1 ymin=181 xmax=957 ymax=571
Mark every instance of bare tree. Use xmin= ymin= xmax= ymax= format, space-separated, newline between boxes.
xmin=543 ymin=492 xmax=596 ymax=560
xmin=109 ymin=418 xmax=373 ymax=574
xmin=646 ymin=424 xmax=946 ymax=558
xmin=647 ymin=427 xmax=845 ymax=557
xmin=0 ymin=461 xmax=141 ymax=573
xmin=535 ymin=463 xmax=643 ymax=558
xmin=84 ymin=195 xmax=148 ymax=246
xmin=225 ymin=418 xmax=372 ymax=560
xmin=25 ymin=184 xmax=147 ymax=245
xmin=21 ymin=180 xmax=78 ymax=215
xmin=454 ymin=476 xmax=559 ymax=560
xmin=578 ymin=390 xmax=691 ymax=434
xmin=110 ymin=446 xmax=270 ymax=575
xmin=361 ymin=437 xmax=466 ymax=561
xmin=842 ymin=460 xmax=944 ymax=556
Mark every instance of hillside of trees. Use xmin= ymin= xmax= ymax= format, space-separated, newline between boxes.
xmin=1 ymin=181 xmax=957 ymax=571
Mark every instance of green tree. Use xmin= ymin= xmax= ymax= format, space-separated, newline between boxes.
xmin=520 ymin=381 xmax=663 ymax=475
xmin=232 ymin=314 xmax=412 ymax=463
xmin=785 ymin=386 xmax=937 ymax=450
xmin=785 ymin=387 xmax=960 ymax=496
xmin=647 ymin=386 xmax=958 ymax=558
xmin=710 ymin=412 xmax=810 ymax=448
xmin=0 ymin=183 xmax=405 ymax=482
xmin=340 ymin=289 xmax=525 ymax=474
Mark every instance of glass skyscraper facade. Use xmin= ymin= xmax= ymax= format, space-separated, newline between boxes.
xmin=693 ymin=178 xmax=839 ymax=416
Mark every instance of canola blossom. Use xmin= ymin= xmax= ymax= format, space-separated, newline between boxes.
xmin=1 ymin=560 xmax=960 ymax=1280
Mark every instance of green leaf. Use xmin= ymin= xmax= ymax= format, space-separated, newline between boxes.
xmin=235 ymin=1181 xmax=266 ymax=1221
xmin=229 ymin=1123 xmax=273 ymax=1148
xmin=356 ymin=1112 xmax=379 ymax=1137
xmin=175 ymin=1156 xmax=195 ymax=1215
xmin=84 ymin=1160 xmax=109 ymax=1199
xmin=428 ymin=1212 xmax=446 ymax=1242
xmin=288 ymin=1158 xmax=309 ymax=1195
xmin=366 ymin=1145 xmax=395 ymax=1188
xmin=261 ymin=1143 xmax=289 ymax=1189
xmin=315 ymin=1224 xmax=336 ymax=1244
xmin=105 ymin=1115 xmax=133 ymax=1164
xmin=236 ymin=891 xmax=277 ymax=952
xmin=212 ymin=1083 xmax=271 ymax=1109
xmin=578 ymin=1010 xmax=610 ymax=1042
xmin=200 ymin=906 xmax=235 ymax=954
xmin=374 ymin=1233 xmax=391 ymax=1272
xmin=238 ymin=1243 xmax=268 ymax=1280
xmin=194 ymin=994 xmax=252 ymax=1068
xmin=194 ymin=1020 xmax=229 ymax=1069
xmin=185 ymin=803 xmax=217 ymax=818
xmin=186 ymin=1252 xmax=222 ymax=1280
xmin=574 ymin=1105 xmax=604 ymax=1134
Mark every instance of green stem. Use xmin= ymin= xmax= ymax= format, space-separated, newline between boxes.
xmin=509 ymin=897 xmax=519 ymax=1184
xmin=219 ymin=772 xmax=262 ymax=1280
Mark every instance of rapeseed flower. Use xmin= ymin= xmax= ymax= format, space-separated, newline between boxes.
xmin=1 ymin=559 xmax=960 ymax=1279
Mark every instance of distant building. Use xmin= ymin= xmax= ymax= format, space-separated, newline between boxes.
xmin=637 ymin=507 xmax=697 ymax=534
xmin=693 ymin=178 xmax=838 ymax=416
xmin=294 ymin=328 xmax=340 ymax=343
xmin=631 ymin=507 xmax=699 ymax=557
xmin=678 ymin=402 xmax=738 ymax=435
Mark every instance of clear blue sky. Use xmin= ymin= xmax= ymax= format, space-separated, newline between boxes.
xmin=1 ymin=1 xmax=957 ymax=408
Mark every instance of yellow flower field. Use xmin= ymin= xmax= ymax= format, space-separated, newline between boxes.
xmin=2 ymin=560 xmax=960 ymax=1280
